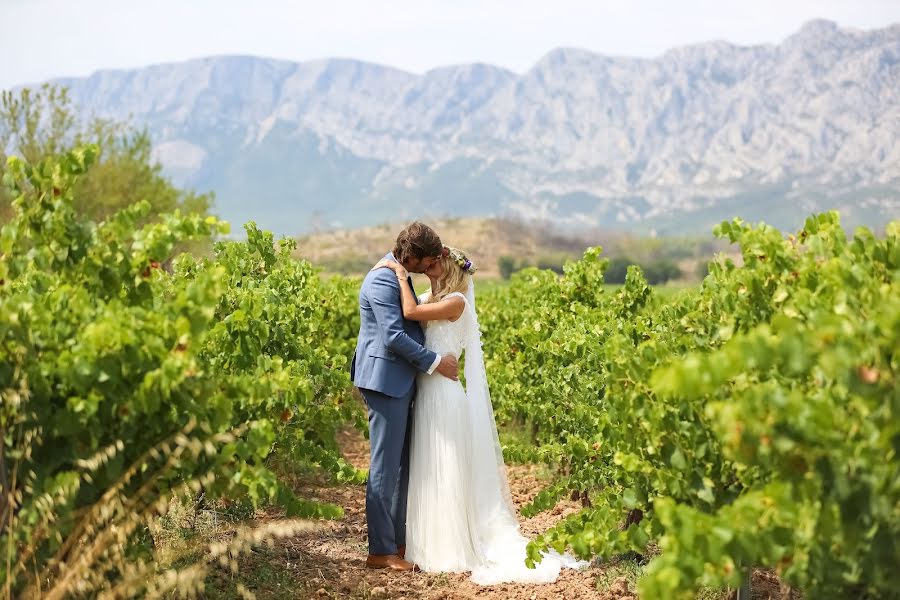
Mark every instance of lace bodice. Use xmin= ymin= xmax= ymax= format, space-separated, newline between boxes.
xmin=422 ymin=292 xmax=471 ymax=359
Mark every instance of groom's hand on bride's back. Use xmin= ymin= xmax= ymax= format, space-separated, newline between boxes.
xmin=436 ymin=354 xmax=459 ymax=380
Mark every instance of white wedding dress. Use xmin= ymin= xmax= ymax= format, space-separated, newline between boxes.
xmin=405 ymin=283 xmax=584 ymax=584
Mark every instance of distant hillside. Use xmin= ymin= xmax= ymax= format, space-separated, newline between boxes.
xmin=42 ymin=19 xmax=900 ymax=234
xmin=294 ymin=217 xmax=727 ymax=281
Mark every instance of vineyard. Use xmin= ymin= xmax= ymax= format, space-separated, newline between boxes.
xmin=1 ymin=147 xmax=898 ymax=599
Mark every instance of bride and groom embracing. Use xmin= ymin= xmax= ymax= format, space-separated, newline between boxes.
xmin=350 ymin=222 xmax=582 ymax=584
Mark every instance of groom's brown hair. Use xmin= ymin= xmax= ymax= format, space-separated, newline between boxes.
xmin=393 ymin=221 xmax=443 ymax=263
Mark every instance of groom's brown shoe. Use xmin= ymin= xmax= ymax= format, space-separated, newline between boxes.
xmin=366 ymin=554 xmax=416 ymax=571
xmin=397 ymin=545 xmax=406 ymax=560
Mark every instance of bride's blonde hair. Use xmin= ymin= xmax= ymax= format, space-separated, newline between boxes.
xmin=427 ymin=247 xmax=474 ymax=303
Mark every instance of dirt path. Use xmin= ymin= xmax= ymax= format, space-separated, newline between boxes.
xmin=227 ymin=429 xmax=793 ymax=600
xmin=243 ymin=429 xmax=610 ymax=600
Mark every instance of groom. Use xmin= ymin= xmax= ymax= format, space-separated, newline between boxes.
xmin=351 ymin=221 xmax=459 ymax=571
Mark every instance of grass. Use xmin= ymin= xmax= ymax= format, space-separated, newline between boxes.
xmin=593 ymin=555 xmax=734 ymax=600
xmin=498 ymin=420 xmax=537 ymax=448
xmin=203 ymin=546 xmax=304 ymax=599
xmin=653 ymin=282 xmax=695 ymax=300
xmin=594 ymin=556 xmax=644 ymax=594
xmin=150 ymin=494 xmax=322 ymax=599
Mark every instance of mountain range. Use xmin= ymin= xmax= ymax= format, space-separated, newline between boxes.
xmin=43 ymin=19 xmax=900 ymax=235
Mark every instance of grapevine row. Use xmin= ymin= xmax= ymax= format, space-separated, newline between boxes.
xmin=476 ymin=212 xmax=899 ymax=599
xmin=0 ymin=147 xmax=363 ymax=597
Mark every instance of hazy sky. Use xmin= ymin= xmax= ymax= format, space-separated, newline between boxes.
xmin=2 ymin=0 xmax=899 ymax=89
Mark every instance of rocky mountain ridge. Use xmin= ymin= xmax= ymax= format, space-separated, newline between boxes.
xmin=42 ymin=19 xmax=900 ymax=234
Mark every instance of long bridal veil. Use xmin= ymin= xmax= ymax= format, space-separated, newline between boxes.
xmin=462 ymin=277 xmax=585 ymax=584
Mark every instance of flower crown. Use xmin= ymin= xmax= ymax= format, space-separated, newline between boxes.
xmin=443 ymin=246 xmax=477 ymax=275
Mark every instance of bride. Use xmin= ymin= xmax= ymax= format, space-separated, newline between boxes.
xmin=372 ymin=247 xmax=583 ymax=584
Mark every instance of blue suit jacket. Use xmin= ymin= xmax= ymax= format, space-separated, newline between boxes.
xmin=350 ymin=253 xmax=439 ymax=398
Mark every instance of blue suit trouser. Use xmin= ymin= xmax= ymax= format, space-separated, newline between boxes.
xmin=360 ymin=385 xmax=414 ymax=555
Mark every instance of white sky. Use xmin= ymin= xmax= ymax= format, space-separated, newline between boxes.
xmin=2 ymin=0 xmax=899 ymax=89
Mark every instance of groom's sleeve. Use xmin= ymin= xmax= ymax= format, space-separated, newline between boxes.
xmin=369 ymin=272 xmax=440 ymax=373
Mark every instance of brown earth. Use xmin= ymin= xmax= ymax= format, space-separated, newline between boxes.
xmin=293 ymin=217 xmax=734 ymax=285
xmin=294 ymin=217 xmax=588 ymax=279
xmin=292 ymin=217 xmax=727 ymax=283
xmin=248 ymin=428 xmax=604 ymax=600
xmin=215 ymin=428 xmax=797 ymax=600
